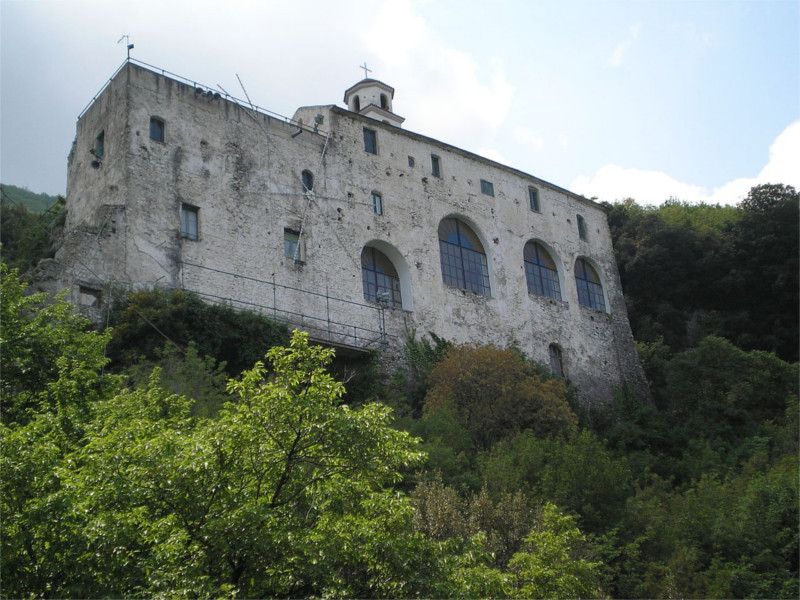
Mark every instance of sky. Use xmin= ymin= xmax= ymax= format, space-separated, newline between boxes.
xmin=1 ymin=0 xmax=798 ymax=205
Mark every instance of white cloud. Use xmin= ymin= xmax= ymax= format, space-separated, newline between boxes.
xmin=609 ymin=23 xmax=642 ymax=68
xmin=570 ymin=120 xmax=800 ymax=205
xmin=363 ymin=0 xmax=514 ymax=150
xmin=513 ymin=126 xmax=545 ymax=150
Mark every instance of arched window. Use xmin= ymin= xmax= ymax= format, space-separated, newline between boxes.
xmin=575 ymin=258 xmax=606 ymax=311
xmin=577 ymin=214 xmax=587 ymax=241
xmin=301 ymin=169 xmax=314 ymax=192
xmin=380 ymin=93 xmax=388 ymax=109
xmin=524 ymin=241 xmax=561 ymax=300
xmin=438 ymin=218 xmax=490 ymax=296
xmin=549 ymin=343 xmax=564 ymax=377
xmin=353 ymin=95 xmax=361 ymax=112
xmin=361 ymin=247 xmax=402 ymax=309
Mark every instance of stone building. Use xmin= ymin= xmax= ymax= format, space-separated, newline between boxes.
xmin=44 ymin=59 xmax=647 ymax=403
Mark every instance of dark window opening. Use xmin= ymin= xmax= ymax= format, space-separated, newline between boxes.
xmin=480 ymin=179 xmax=495 ymax=196
xmin=363 ymin=127 xmax=377 ymax=154
xmin=150 ymin=117 xmax=165 ymax=143
xmin=524 ymin=241 xmax=561 ymax=300
xmin=380 ymin=93 xmax=388 ymax=109
xmin=372 ymin=191 xmax=383 ymax=215
xmin=361 ymin=247 xmax=402 ymax=309
xmin=577 ymin=214 xmax=588 ymax=241
xmin=438 ymin=217 xmax=490 ymax=296
xmin=79 ymin=286 xmax=101 ymax=308
xmin=575 ymin=258 xmax=605 ymax=311
xmin=353 ymin=95 xmax=361 ymax=112
xmin=180 ymin=204 xmax=199 ymax=240
xmin=284 ymin=228 xmax=301 ymax=261
xmin=301 ymin=169 xmax=314 ymax=192
xmin=431 ymin=154 xmax=441 ymax=178
xmin=549 ymin=343 xmax=564 ymax=377
xmin=529 ymin=187 xmax=540 ymax=212
xmin=408 ymin=156 xmax=415 ymax=168
xmin=94 ymin=131 xmax=105 ymax=159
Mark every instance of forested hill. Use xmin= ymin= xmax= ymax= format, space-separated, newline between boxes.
xmin=2 ymin=183 xmax=798 ymax=598
xmin=0 ymin=183 xmax=60 ymax=214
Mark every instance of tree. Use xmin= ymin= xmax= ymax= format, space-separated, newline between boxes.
xmin=424 ymin=345 xmax=577 ymax=449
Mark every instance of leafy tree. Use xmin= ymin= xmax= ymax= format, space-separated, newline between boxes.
xmin=424 ymin=345 xmax=577 ymax=449
xmin=0 ymin=187 xmax=64 ymax=272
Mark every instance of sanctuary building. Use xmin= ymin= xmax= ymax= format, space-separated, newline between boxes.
xmin=42 ymin=59 xmax=647 ymax=402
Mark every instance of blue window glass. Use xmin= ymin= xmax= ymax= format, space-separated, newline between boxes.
xmin=529 ymin=187 xmax=540 ymax=212
xmin=480 ymin=179 xmax=494 ymax=196
xmin=150 ymin=117 xmax=165 ymax=142
xmin=524 ymin=241 xmax=561 ymax=300
xmin=361 ymin=247 xmax=402 ymax=309
xmin=575 ymin=258 xmax=605 ymax=311
xmin=438 ymin=218 xmax=490 ymax=296
xmin=363 ymin=127 xmax=377 ymax=154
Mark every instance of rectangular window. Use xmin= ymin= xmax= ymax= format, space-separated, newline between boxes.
xmin=577 ymin=214 xmax=587 ymax=241
xmin=529 ymin=187 xmax=540 ymax=212
xmin=94 ymin=131 xmax=105 ymax=159
xmin=180 ymin=204 xmax=199 ymax=240
xmin=372 ymin=191 xmax=383 ymax=215
xmin=480 ymin=179 xmax=495 ymax=196
xmin=363 ymin=127 xmax=377 ymax=154
xmin=431 ymin=154 xmax=441 ymax=177
xmin=408 ymin=156 xmax=415 ymax=168
xmin=284 ymin=228 xmax=301 ymax=260
xmin=150 ymin=117 xmax=165 ymax=142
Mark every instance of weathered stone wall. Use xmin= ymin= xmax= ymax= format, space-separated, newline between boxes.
xmin=53 ymin=62 xmax=648 ymax=403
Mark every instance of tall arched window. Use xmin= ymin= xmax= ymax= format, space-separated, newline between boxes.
xmin=361 ymin=247 xmax=402 ymax=309
xmin=438 ymin=218 xmax=490 ymax=296
xmin=524 ymin=241 xmax=561 ymax=300
xmin=575 ymin=258 xmax=606 ymax=311
xmin=301 ymin=169 xmax=314 ymax=192
xmin=353 ymin=95 xmax=361 ymax=112
xmin=380 ymin=93 xmax=388 ymax=109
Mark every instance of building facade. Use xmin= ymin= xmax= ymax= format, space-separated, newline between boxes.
xmin=42 ymin=60 xmax=647 ymax=403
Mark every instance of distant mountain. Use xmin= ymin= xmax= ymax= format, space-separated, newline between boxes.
xmin=1 ymin=184 xmax=61 ymax=214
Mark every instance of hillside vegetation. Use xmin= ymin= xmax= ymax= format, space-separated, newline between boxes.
xmin=1 ymin=184 xmax=797 ymax=598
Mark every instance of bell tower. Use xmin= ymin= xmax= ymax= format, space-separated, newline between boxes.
xmin=343 ymin=67 xmax=405 ymax=128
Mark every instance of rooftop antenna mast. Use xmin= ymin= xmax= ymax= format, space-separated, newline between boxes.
xmin=117 ymin=34 xmax=134 ymax=59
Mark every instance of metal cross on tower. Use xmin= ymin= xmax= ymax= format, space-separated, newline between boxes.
xmin=360 ymin=62 xmax=372 ymax=79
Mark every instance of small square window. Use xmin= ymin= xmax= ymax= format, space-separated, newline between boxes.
xmin=78 ymin=286 xmax=101 ymax=307
xmin=284 ymin=228 xmax=301 ymax=260
xmin=577 ymin=214 xmax=588 ymax=241
xmin=480 ymin=179 xmax=495 ymax=196
xmin=431 ymin=154 xmax=441 ymax=178
xmin=408 ymin=156 xmax=415 ymax=168
xmin=372 ymin=191 xmax=383 ymax=215
xmin=363 ymin=128 xmax=377 ymax=154
xmin=94 ymin=131 xmax=105 ymax=159
xmin=150 ymin=117 xmax=165 ymax=143
xmin=529 ymin=187 xmax=540 ymax=212
xmin=180 ymin=204 xmax=199 ymax=240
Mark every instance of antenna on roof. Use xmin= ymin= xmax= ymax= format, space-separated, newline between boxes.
xmin=117 ymin=34 xmax=134 ymax=59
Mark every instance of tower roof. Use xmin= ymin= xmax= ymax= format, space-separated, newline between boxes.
xmin=343 ymin=78 xmax=395 ymax=103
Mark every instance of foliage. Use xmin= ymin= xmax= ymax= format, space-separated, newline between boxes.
xmin=424 ymin=345 xmax=577 ymax=449
xmin=0 ymin=191 xmax=64 ymax=272
xmin=1 ymin=183 xmax=60 ymax=214
xmin=106 ymin=288 xmax=289 ymax=376
xmin=401 ymin=331 xmax=453 ymax=416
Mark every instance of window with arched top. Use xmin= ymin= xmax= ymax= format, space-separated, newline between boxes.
xmin=524 ymin=241 xmax=561 ymax=300
xmin=380 ymin=93 xmax=388 ymax=109
xmin=438 ymin=218 xmax=490 ymax=296
xmin=361 ymin=247 xmax=402 ymax=309
xmin=353 ymin=95 xmax=361 ymax=112
xmin=549 ymin=343 xmax=564 ymax=377
xmin=577 ymin=214 xmax=587 ymax=241
xmin=575 ymin=258 xmax=606 ymax=311
xmin=301 ymin=169 xmax=314 ymax=192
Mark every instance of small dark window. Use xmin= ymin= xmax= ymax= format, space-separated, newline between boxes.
xmin=408 ymin=156 xmax=415 ymax=168
xmin=301 ymin=169 xmax=314 ymax=192
xmin=529 ymin=187 xmax=540 ymax=212
xmin=549 ymin=343 xmax=564 ymax=377
xmin=354 ymin=95 xmax=361 ymax=112
xmin=150 ymin=117 xmax=165 ymax=143
xmin=363 ymin=128 xmax=377 ymax=154
xmin=577 ymin=214 xmax=588 ymax=241
xmin=180 ymin=204 xmax=199 ymax=241
xmin=94 ymin=131 xmax=105 ymax=159
xmin=480 ymin=179 xmax=495 ymax=196
xmin=78 ymin=286 xmax=101 ymax=307
xmin=372 ymin=191 xmax=383 ymax=215
xmin=380 ymin=93 xmax=388 ymax=109
xmin=431 ymin=154 xmax=441 ymax=178
xmin=284 ymin=228 xmax=301 ymax=261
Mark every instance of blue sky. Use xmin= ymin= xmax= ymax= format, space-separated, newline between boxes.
xmin=1 ymin=0 xmax=797 ymax=204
